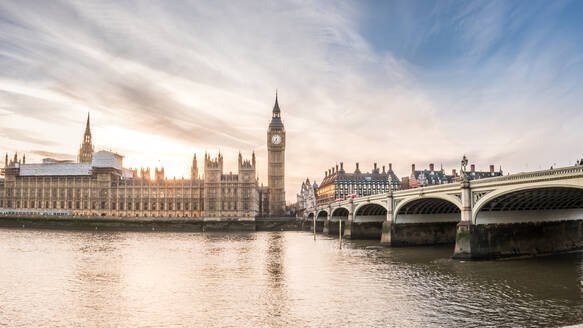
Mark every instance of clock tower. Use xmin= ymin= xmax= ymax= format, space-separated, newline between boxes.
xmin=267 ymin=92 xmax=286 ymax=216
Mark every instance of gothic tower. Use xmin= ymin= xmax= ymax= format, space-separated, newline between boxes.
xmin=78 ymin=113 xmax=94 ymax=163
xmin=191 ymin=153 xmax=198 ymax=179
xmin=267 ymin=92 xmax=286 ymax=216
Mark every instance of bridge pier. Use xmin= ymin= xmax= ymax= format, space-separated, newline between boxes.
xmin=453 ymin=180 xmax=473 ymax=259
xmin=343 ymin=199 xmax=354 ymax=239
xmin=380 ymin=194 xmax=394 ymax=246
xmin=327 ymin=219 xmax=345 ymax=236
xmin=323 ymin=209 xmax=331 ymax=234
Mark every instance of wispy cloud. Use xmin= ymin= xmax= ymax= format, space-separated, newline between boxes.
xmin=0 ymin=0 xmax=581 ymax=199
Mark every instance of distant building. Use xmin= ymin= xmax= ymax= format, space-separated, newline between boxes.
xmin=317 ymin=162 xmax=401 ymax=205
xmin=297 ymin=178 xmax=318 ymax=212
xmin=1 ymin=94 xmax=287 ymax=218
xmin=408 ymin=163 xmax=502 ymax=189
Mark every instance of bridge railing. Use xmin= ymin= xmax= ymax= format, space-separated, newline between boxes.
xmin=470 ymin=165 xmax=583 ymax=186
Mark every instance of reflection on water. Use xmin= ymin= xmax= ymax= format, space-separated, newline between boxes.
xmin=0 ymin=229 xmax=582 ymax=327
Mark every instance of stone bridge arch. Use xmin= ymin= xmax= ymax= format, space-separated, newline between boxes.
xmin=353 ymin=202 xmax=387 ymax=222
xmin=388 ymin=195 xmax=462 ymax=246
xmin=330 ymin=207 xmax=350 ymax=221
xmin=349 ymin=202 xmax=387 ymax=239
xmin=473 ymin=184 xmax=583 ymax=224
xmin=393 ymin=195 xmax=462 ymax=224
xmin=314 ymin=210 xmax=328 ymax=233
xmin=316 ymin=210 xmax=328 ymax=221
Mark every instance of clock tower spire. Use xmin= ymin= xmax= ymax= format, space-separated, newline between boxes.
xmin=267 ymin=91 xmax=286 ymax=216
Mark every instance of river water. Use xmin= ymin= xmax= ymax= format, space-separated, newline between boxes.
xmin=1 ymin=229 xmax=582 ymax=327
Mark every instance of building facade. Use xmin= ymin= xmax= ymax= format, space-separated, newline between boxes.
xmin=1 ymin=95 xmax=286 ymax=218
xmin=297 ymin=178 xmax=318 ymax=212
xmin=267 ymin=93 xmax=286 ymax=216
xmin=317 ymin=162 xmax=401 ymax=205
xmin=408 ymin=163 xmax=503 ymax=188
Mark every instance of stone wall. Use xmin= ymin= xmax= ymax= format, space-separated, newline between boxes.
xmin=390 ymin=222 xmax=457 ymax=246
xmin=350 ymin=222 xmax=383 ymax=239
xmin=456 ymin=220 xmax=583 ymax=260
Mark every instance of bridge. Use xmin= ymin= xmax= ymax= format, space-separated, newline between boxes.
xmin=303 ymin=165 xmax=583 ymax=260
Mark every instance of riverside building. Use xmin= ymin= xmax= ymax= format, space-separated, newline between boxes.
xmin=0 ymin=95 xmax=287 ymax=218
xmin=407 ymin=163 xmax=503 ymax=188
xmin=316 ymin=162 xmax=401 ymax=205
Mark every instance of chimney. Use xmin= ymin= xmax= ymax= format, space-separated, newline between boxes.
xmin=336 ymin=164 xmax=339 ymax=173
xmin=452 ymin=169 xmax=457 ymax=177
xmin=411 ymin=164 xmax=416 ymax=173
xmin=389 ymin=163 xmax=393 ymax=171
xmin=374 ymin=163 xmax=377 ymax=172
xmin=470 ymin=164 xmax=475 ymax=172
xmin=382 ymin=165 xmax=386 ymax=174
xmin=490 ymin=165 xmax=494 ymax=173
xmin=340 ymin=162 xmax=344 ymax=171
xmin=429 ymin=163 xmax=434 ymax=172
xmin=356 ymin=162 xmax=359 ymax=171
xmin=325 ymin=170 xmax=327 ymax=177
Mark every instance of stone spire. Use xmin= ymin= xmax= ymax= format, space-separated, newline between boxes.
xmin=269 ymin=90 xmax=283 ymax=127
xmin=78 ymin=113 xmax=94 ymax=163
xmin=191 ymin=153 xmax=198 ymax=179
xmin=273 ymin=89 xmax=280 ymax=113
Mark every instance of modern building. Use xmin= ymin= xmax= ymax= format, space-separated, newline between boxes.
xmin=316 ymin=162 xmax=401 ymax=205
xmin=1 ymin=95 xmax=287 ymax=218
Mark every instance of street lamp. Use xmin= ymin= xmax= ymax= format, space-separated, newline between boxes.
xmin=461 ymin=155 xmax=469 ymax=182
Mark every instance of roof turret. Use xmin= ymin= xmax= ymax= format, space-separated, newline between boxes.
xmin=269 ymin=91 xmax=284 ymax=128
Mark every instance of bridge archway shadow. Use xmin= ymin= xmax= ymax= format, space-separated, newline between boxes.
xmin=351 ymin=204 xmax=387 ymax=239
xmin=315 ymin=211 xmax=328 ymax=233
xmin=305 ymin=213 xmax=314 ymax=231
xmin=466 ymin=186 xmax=583 ymax=259
xmin=396 ymin=198 xmax=460 ymax=224
xmin=475 ymin=187 xmax=583 ymax=224
xmin=329 ymin=207 xmax=349 ymax=236
xmin=391 ymin=198 xmax=461 ymax=246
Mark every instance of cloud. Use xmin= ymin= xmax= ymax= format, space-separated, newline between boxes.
xmin=28 ymin=150 xmax=76 ymax=160
xmin=0 ymin=127 xmax=57 ymax=147
xmin=0 ymin=1 xmax=582 ymax=200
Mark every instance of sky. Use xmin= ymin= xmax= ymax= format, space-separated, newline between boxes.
xmin=1 ymin=0 xmax=582 ymax=202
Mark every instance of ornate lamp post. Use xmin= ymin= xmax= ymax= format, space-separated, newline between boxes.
xmin=461 ymin=155 xmax=469 ymax=182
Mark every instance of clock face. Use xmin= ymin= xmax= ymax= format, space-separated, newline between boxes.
xmin=271 ymin=134 xmax=281 ymax=145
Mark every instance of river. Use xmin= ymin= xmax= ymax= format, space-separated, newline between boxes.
xmin=1 ymin=229 xmax=582 ymax=327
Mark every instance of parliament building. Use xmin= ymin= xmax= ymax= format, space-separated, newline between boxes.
xmin=0 ymin=96 xmax=286 ymax=218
